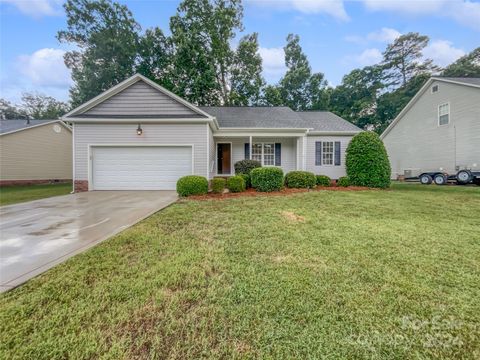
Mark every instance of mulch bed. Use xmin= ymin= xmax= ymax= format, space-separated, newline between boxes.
xmin=186 ymin=185 xmax=373 ymax=201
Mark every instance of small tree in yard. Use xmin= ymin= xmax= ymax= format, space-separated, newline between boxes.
xmin=346 ymin=132 xmax=391 ymax=188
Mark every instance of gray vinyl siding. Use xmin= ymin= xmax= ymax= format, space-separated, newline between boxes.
xmin=214 ymin=137 xmax=297 ymax=175
xmin=0 ymin=123 xmax=72 ymax=180
xmin=383 ymin=81 xmax=480 ymax=179
xmin=305 ymin=135 xmax=352 ymax=179
xmin=83 ymin=80 xmax=199 ymax=117
xmin=74 ymin=123 xmax=208 ymax=181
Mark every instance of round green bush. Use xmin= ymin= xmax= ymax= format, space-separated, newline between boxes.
xmin=227 ymin=176 xmax=246 ymax=193
xmin=250 ymin=167 xmax=284 ymax=192
xmin=316 ymin=175 xmax=331 ymax=187
xmin=176 ymin=175 xmax=208 ymax=197
xmin=285 ymin=171 xmax=316 ymax=188
xmin=337 ymin=176 xmax=350 ymax=187
xmin=346 ymin=132 xmax=391 ymax=188
xmin=211 ymin=178 xmax=226 ymax=194
xmin=239 ymin=173 xmax=251 ymax=188
xmin=234 ymin=159 xmax=261 ymax=175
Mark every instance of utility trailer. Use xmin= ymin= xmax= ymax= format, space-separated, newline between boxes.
xmin=406 ymin=169 xmax=480 ymax=186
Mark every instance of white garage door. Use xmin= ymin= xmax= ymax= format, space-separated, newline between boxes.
xmin=91 ymin=146 xmax=192 ymax=190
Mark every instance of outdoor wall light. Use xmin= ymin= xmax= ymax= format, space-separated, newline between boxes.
xmin=137 ymin=124 xmax=143 ymax=135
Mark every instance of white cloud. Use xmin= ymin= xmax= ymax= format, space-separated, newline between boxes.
xmin=353 ymin=48 xmax=383 ymax=66
xmin=0 ymin=0 xmax=62 ymax=18
xmin=424 ymin=40 xmax=465 ymax=67
xmin=345 ymin=27 xmax=401 ymax=45
xmin=258 ymin=47 xmax=287 ymax=81
xmin=361 ymin=0 xmax=480 ymax=31
xmin=248 ymin=0 xmax=349 ymax=21
xmin=18 ymin=48 xmax=72 ymax=87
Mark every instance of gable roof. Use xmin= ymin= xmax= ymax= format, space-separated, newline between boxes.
xmin=63 ymin=74 xmax=213 ymax=121
xmin=200 ymin=106 xmax=361 ymax=133
xmin=381 ymin=76 xmax=480 ymax=139
xmin=0 ymin=120 xmax=71 ymax=136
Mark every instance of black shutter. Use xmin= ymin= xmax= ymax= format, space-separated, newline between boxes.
xmin=275 ymin=143 xmax=281 ymax=166
xmin=244 ymin=143 xmax=250 ymax=159
xmin=315 ymin=141 xmax=322 ymax=165
xmin=334 ymin=141 xmax=341 ymax=166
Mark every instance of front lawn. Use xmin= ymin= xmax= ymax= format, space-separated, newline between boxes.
xmin=1 ymin=184 xmax=479 ymax=359
xmin=0 ymin=182 xmax=72 ymax=206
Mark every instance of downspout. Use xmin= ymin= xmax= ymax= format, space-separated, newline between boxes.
xmin=70 ymin=122 xmax=75 ymax=193
xmin=249 ymin=136 xmax=252 ymax=160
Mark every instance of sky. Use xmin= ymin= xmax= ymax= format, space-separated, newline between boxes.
xmin=0 ymin=0 xmax=479 ymax=104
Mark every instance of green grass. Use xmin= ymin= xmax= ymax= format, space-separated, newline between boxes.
xmin=0 ymin=182 xmax=72 ymax=206
xmin=1 ymin=184 xmax=479 ymax=359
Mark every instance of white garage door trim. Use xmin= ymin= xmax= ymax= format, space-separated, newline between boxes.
xmin=88 ymin=144 xmax=194 ymax=190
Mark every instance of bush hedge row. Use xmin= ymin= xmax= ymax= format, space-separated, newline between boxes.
xmin=285 ymin=171 xmax=316 ymax=189
xmin=251 ymin=167 xmax=284 ymax=192
xmin=337 ymin=176 xmax=350 ymax=187
xmin=316 ymin=175 xmax=331 ymax=187
xmin=211 ymin=178 xmax=226 ymax=194
xmin=176 ymin=175 xmax=208 ymax=196
xmin=227 ymin=176 xmax=246 ymax=193
xmin=234 ymin=159 xmax=261 ymax=175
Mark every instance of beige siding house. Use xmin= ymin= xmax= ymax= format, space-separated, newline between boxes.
xmin=0 ymin=120 xmax=72 ymax=185
xmin=381 ymin=77 xmax=480 ymax=179
xmin=63 ymin=74 xmax=361 ymax=192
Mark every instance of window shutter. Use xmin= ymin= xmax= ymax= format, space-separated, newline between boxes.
xmin=334 ymin=141 xmax=341 ymax=166
xmin=275 ymin=143 xmax=281 ymax=166
xmin=244 ymin=143 xmax=250 ymax=159
xmin=315 ymin=141 xmax=322 ymax=165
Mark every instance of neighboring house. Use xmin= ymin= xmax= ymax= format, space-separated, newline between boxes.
xmin=0 ymin=120 xmax=72 ymax=186
xmin=62 ymin=74 xmax=361 ymax=192
xmin=381 ymin=77 xmax=480 ymax=179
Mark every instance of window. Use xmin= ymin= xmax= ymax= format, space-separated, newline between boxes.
xmin=432 ymin=85 xmax=438 ymax=93
xmin=322 ymin=141 xmax=334 ymax=165
xmin=252 ymin=143 xmax=275 ymax=166
xmin=438 ymin=103 xmax=449 ymax=126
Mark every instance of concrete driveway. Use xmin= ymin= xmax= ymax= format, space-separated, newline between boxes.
xmin=0 ymin=191 xmax=177 ymax=292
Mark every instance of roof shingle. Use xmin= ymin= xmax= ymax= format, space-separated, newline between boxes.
xmin=0 ymin=119 xmax=61 ymax=135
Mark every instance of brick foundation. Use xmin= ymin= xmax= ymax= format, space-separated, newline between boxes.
xmin=0 ymin=179 xmax=71 ymax=187
xmin=74 ymin=180 xmax=89 ymax=192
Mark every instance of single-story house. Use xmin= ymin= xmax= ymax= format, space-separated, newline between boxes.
xmin=62 ymin=74 xmax=361 ymax=191
xmin=381 ymin=77 xmax=480 ymax=179
xmin=0 ymin=119 xmax=72 ymax=186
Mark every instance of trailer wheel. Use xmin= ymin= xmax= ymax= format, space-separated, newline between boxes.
xmin=434 ymin=173 xmax=447 ymax=185
xmin=420 ymin=174 xmax=432 ymax=185
xmin=456 ymin=170 xmax=472 ymax=185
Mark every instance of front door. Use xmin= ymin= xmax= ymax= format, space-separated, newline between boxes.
xmin=217 ymin=143 xmax=231 ymax=175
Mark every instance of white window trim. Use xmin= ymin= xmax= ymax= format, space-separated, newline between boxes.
xmin=252 ymin=142 xmax=276 ymax=167
xmin=321 ymin=141 xmax=335 ymax=167
xmin=438 ymin=102 xmax=450 ymax=126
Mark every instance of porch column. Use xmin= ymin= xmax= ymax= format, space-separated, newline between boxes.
xmin=249 ymin=136 xmax=252 ymax=160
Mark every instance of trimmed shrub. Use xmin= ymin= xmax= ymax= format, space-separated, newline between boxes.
xmin=337 ymin=176 xmax=350 ymax=187
xmin=234 ymin=159 xmax=261 ymax=175
xmin=176 ymin=175 xmax=208 ymax=197
xmin=211 ymin=178 xmax=226 ymax=194
xmin=285 ymin=171 xmax=316 ymax=189
xmin=227 ymin=176 xmax=246 ymax=193
xmin=251 ymin=167 xmax=284 ymax=192
xmin=346 ymin=132 xmax=391 ymax=188
xmin=316 ymin=175 xmax=331 ymax=187
xmin=239 ymin=173 xmax=251 ymax=188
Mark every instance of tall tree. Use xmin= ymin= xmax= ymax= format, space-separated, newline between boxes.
xmin=0 ymin=99 xmax=27 ymax=119
xmin=170 ymin=0 xmax=263 ymax=105
xmin=21 ymin=93 xmax=69 ymax=119
xmin=442 ymin=47 xmax=480 ymax=77
xmin=330 ymin=65 xmax=385 ymax=129
xmin=58 ymin=0 xmax=141 ymax=106
xmin=382 ymin=32 xmax=438 ymax=88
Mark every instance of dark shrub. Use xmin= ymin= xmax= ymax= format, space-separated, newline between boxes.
xmin=251 ymin=167 xmax=284 ymax=192
xmin=337 ymin=176 xmax=350 ymax=187
xmin=285 ymin=171 xmax=316 ymax=189
xmin=176 ymin=175 xmax=208 ymax=196
xmin=227 ymin=176 xmax=246 ymax=193
xmin=316 ymin=175 xmax=331 ymax=187
xmin=239 ymin=173 xmax=251 ymax=188
xmin=211 ymin=178 xmax=226 ymax=194
xmin=346 ymin=132 xmax=391 ymax=188
xmin=234 ymin=159 xmax=261 ymax=175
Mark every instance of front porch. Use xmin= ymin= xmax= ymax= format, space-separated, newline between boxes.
xmin=213 ymin=135 xmax=305 ymax=176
